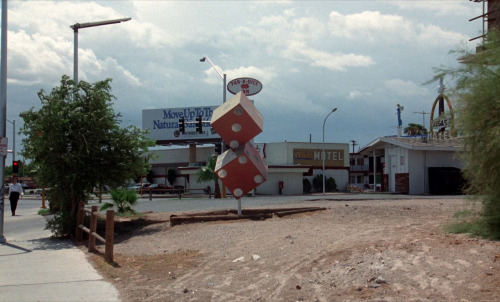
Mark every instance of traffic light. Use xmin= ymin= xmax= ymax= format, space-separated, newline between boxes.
xmin=214 ymin=142 xmax=222 ymax=154
xmin=12 ymin=161 xmax=19 ymax=174
xmin=178 ymin=117 xmax=185 ymax=133
xmin=196 ymin=115 xmax=203 ymax=134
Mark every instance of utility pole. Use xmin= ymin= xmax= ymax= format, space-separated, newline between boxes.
xmin=413 ymin=111 xmax=429 ymax=129
xmin=0 ymin=0 xmax=8 ymax=243
xmin=350 ymin=140 xmax=357 ymax=153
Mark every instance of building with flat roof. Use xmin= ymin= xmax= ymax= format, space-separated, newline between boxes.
xmin=358 ymin=136 xmax=465 ymax=195
xmin=147 ymin=141 xmax=350 ymax=195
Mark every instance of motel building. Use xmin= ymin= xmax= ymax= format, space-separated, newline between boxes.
xmin=143 ymin=78 xmax=465 ymax=197
xmin=143 ymin=105 xmax=350 ymax=195
xmin=146 ymin=141 xmax=350 ymax=195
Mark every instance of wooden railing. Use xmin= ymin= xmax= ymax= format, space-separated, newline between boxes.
xmin=146 ymin=188 xmax=212 ymax=200
xmin=75 ymin=202 xmax=114 ymax=263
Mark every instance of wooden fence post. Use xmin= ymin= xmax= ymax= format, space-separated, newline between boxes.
xmin=104 ymin=209 xmax=114 ymax=263
xmin=88 ymin=205 xmax=98 ymax=253
xmin=76 ymin=202 xmax=85 ymax=242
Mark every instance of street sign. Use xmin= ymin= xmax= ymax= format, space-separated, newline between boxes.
xmin=227 ymin=77 xmax=263 ymax=96
xmin=0 ymin=137 xmax=7 ymax=156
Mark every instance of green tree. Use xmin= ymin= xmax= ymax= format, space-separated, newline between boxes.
xmin=196 ymin=156 xmax=221 ymax=198
xmin=431 ymin=30 xmax=500 ymax=238
xmin=20 ymin=75 xmax=155 ymax=237
xmin=404 ymin=123 xmax=428 ymax=136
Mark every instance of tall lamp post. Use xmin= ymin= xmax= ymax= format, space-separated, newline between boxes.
xmin=0 ymin=0 xmax=8 ymax=244
xmin=71 ymin=17 xmax=131 ymax=87
xmin=200 ymin=56 xmax=227 ymax=199
xmin=199 ymin=57 xmax=226 ymax=104
xmin=322 ymin=107 xmax=337 ymax=195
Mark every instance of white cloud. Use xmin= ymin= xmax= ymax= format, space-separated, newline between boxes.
xmin=243 ymin=12 xmax=373 ymax=71
xmin=8 ymin=30 xmax=72 ymax=85
xmin=384 ymin=79 xmax=428 ymax=97
xmin=283 ymin=41 xmax=374 ymax=71
xmin=389 ymin=1 xmax=476 ymax=16
xmin=2 ymin=1 xmax=480 ymax=152
xmin=328 ymin=10 xmax=469 ymax=46
xmin=348 ymin=90 xmax=362 ymax=100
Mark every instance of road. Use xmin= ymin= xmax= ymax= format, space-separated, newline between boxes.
xmin=3 ymin=192 xmax=464 ymax=221
xmin=94 ymin=192 xmax=464 ymax=214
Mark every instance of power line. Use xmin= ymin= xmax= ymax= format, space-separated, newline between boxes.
xmin=413 ymin=111 xmax=430 ymax=127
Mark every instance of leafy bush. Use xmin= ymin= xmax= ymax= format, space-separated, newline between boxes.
xmin=45 ymin=210 xmax=75 ymax=238
xmin=326 ymin=177 xmax=337 ymax=192
xmin=313 ymin=174 xmax=323 ymax=192
xmin=100 ymin=189 xmax=138 ymax=213
xmin=303 ymin=178 xmax=312 ymax=193
xmin=312 ymin=174 xmax=337 ymax=192
xmin=432 ymin=30 xmax=500 ymax=238
xmin=444 ymin=207 xmax=493 ymax=238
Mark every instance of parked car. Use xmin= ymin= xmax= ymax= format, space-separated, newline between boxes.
xmin=147 ymin=183 xmax=174 ymax=194
xmin=126 ymin=184 xmax=142 ymax=192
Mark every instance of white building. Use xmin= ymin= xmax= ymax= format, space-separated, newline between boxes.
xmin=147 ymin=141 xmax=350 ymax=195
xmin=358 ymin=136 xmax=465 ymax=195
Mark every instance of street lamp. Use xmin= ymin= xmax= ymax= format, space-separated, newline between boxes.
xmin=200 ymin=56 xmax=231 ymax=204
xmin=71 ymin=17 xmax=131 ymax=87
xmin=322 ymin=107 xmax=337 ymax=195
xmin=199 ymin=57 xmax=226 ymax=104
xmin=0 ymin=0 xmax=8 ymax=243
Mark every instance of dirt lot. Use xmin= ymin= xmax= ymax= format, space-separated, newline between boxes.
xmin=89 ymin=197 xmax=500 ymax=302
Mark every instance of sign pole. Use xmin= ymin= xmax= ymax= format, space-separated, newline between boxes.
xmin=0 ymin=0 xmax=8 ymax=243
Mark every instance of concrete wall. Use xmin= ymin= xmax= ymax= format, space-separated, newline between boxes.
xmin=408 ymin=149 xmax=463 ymax=195
xmin=258 ymin=170 xmax=305 ymax=195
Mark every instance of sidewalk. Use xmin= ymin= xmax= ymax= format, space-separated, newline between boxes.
xmin=0 ymin=198 xmax=120 ymax=302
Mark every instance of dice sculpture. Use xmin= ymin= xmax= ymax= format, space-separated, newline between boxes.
xmin=210 ymin=91 xmax=267 ymax=199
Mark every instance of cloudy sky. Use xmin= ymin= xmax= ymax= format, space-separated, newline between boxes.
xmin=2 ymin=0 xmax=483 ymax=161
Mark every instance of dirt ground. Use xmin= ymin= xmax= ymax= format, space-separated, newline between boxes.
xmin=89 ymin=197 xmax=500 ymax=302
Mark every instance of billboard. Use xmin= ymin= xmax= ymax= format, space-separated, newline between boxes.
xmin=227 ymin=77 xmax=263 ymax=96
xmin=293 ymin=148 xmax=345 ymax=167
xmin=142 ymin=106 xmax=220 ymax=144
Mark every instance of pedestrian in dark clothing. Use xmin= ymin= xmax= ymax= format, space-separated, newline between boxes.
xmin=8 ymin=177 xmax=23 ymax=216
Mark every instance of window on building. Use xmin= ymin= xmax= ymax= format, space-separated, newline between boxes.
xmin=350 ymin=158 xmax=356 ymax=166
xmin=357 ymin=175 xmax=363 ymax=183
xmin=357 ymin=158 xmax=364 ymax=165
xmin=350 ymin=176 xmax=356 ymax=184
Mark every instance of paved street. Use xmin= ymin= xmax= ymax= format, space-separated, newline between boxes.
xmin=90 ymin=191 xmax=464 ymax=214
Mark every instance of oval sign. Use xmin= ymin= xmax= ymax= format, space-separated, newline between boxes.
xmin=226 ymin=77 xmax=263 ymax=96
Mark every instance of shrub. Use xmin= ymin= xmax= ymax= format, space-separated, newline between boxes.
xmin=100 ymin=189 xmax=138 ymax=213
xmin=313 ymin=174 xmax=323 ymax=192
xmin=312 ymin=174 xmax=337 ymax=192
xmin=303 ymin=178 xmax=312 ymax=193
xmin=326 ymin=177 xmax=337 ymax=192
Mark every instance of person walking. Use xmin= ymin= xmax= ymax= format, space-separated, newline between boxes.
xmin=8 ymin=177 xmax=23 ymax=216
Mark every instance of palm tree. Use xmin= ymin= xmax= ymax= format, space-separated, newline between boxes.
xmin=196 ymin=156 xmax=221 ymax=198
xmin=404 ymin=123 xmax=428 ymax=136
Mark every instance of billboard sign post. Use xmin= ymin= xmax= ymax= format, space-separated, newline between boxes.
xmin=142 ymin=106 xmax=220 ymax=145
xmin=227 ymin=77 xmax=263 ymax=96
